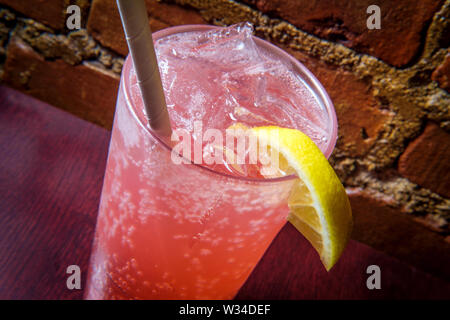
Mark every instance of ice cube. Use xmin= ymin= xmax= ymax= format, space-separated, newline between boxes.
xmin=195 ymin=22 xmax=261 ymax=68
xmin=195 ymin=22 xmax=256 ymax=52
xmin=156 ymin=23 xmax=261 ymax=68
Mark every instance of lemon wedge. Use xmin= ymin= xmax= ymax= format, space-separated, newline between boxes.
xmin=249 ymin=126 xmax=353 ymax=271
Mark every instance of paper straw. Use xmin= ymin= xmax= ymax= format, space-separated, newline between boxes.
xmin=116 ymin=0 xmax=172 ymax=137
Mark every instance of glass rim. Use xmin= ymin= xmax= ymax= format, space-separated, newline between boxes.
xmin=122 ymin=24 xmax=338 ymax=184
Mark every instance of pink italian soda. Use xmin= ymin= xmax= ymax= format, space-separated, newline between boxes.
xmin=85 ymin=23 xmax=337 ymax=299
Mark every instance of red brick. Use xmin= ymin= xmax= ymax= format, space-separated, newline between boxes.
xmin=0 ymin=0 xmax=66 ymax=30
xmin=288 ymin=48 xmax=393 ymax=157
xmin=398 ymin=122 xmax=450 ymax=198
xmin=87 ymin=0 xmax=207 ymax=56
xmin=349 ymin=190 xmax=450 ymax=280
xmin=243 ymin=0 xmax=442 ymax=67
xmin=3 ymin=37 xmax=119 ymax=129
xmin=432 ymin=52 xmax=450 ymax=92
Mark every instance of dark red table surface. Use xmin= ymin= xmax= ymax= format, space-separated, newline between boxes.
xmin=0 ymin=85 xmax=449 ymax=300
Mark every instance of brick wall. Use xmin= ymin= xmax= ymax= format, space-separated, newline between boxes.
xmin=0 ymin=0 xmax=449 ymax=279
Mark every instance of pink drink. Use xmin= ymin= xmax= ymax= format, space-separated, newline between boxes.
xmin=85 ymin=24 xmax=337 ymax=299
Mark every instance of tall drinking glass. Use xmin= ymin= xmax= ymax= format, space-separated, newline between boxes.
xmin=85 ymin=25 xmax=337 ymax=299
